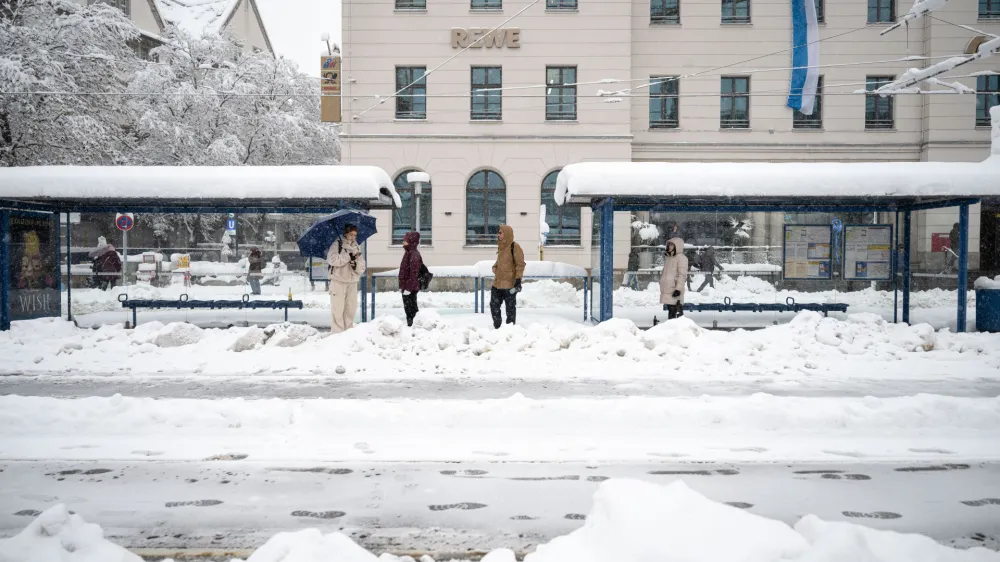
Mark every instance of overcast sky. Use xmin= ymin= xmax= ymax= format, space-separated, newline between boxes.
xmin=256 ymin=0 xmax=342 ymax=77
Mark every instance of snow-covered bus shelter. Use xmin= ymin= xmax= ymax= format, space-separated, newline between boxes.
xmin=0 ymin=165 xmax=400 ymax=331
xmin=556 ymin=112 xmax=1000 ymax=332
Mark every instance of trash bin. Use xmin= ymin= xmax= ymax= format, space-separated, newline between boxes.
xmin=975 ymin=288 xmax=1000 ymax=333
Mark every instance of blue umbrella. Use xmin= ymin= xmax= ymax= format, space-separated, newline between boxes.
xmin=297 ymin=210 xmax=377 ymax=258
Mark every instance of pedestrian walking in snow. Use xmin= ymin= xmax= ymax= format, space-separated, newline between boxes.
xmin=946 ymin=222 xmax=960 ymax=271
xmin=247 ymin=247 xmax=264 ymax=295
xmin=660 ymin=237 xmax=688 ymax=320
xmin=88 ymin=236 xmax=122 ymax=291
xmin=491 ymin=225 xmax=526 ymax=329
xmin=398 ymin=231 xmax=424 ymax=327
xmin=326 ymin=224 xmax=366 ymax=334
xmin=695 ymin=246 xmax=725 ymax=291
xmin=684 ymin=249 xmax=698 ymax=291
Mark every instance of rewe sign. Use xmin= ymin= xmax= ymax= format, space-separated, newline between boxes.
xmin=451 ymin=27 xmax=521 ymax=49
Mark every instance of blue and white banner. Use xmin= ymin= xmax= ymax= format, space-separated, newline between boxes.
xmin=787 ymin=0 xmax=820 ymax=115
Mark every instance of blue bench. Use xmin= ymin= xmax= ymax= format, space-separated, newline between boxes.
xmin=664 ymin=297 xmax=848 ymax=317
xmin=119 ymin=294 xmax=304 ymax=327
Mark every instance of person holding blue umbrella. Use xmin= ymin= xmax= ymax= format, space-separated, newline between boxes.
xmin=327 ymin=224 xmax=366 ymax=333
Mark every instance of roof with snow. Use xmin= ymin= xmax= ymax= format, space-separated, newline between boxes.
xmin=152 ymin=0 xmax=273 ymax=52
xmin=555 ymin=157 xmax=1000 ymax=208
xmin=0 ymin=166 xmax=401 ymax=211
xmin=154 ymin=0 xmax=239 ymax=35
xmin=557 ymin=108 xmax=1000 ymax=209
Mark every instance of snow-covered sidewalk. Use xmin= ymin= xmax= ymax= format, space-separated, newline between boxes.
xmin=1 ymin=392 xmax=998 ymax=463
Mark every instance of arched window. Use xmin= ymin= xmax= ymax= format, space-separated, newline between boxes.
xmin=466 ymin=170 xmax=506 ymax=245
xmin=541 ymin=170 xmax=580 ymax=245
xmin=392 ymin=170 xmax=432 ymax=244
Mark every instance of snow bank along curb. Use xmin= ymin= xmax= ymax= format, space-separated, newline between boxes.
xmin=1 ymin=393 xmax=998 ymax=462
xmin=4 ymin=310 xmax=999 ymax=380
xmin=2 ymin=480 xmax=997 ymax=562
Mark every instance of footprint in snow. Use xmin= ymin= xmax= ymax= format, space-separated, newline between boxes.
xmin=509 ymin=475 xmax=580 ymax=481
xmin=960 ymin=498 xmax=1000 ymax=507
xmin=204 ymin=453 xmax=248 ymax=461
xmin=131 ymin=450 xmax=164 ymax=457
xmin=268 ymin=467 xmax=353 ymax=475
xmin=510 ymin=515 xmax=539 ymax=520
xmin=842 ymin=511 xmax=902 ymax=520
xmin=908 ymin=447 xmax=955 ymax=455
xmin=165 ymin=500 xmax=223 ymax=508
xmin=564 ymin=513 xmax=587 ymax=520
xmin=428 ymin=502 xmax=487 ymax=511
xmin=895 ymin=464 xmax=970 ymax=472
xmin=822 ymin=450 xmax=868 ymax=458
xmin=730 ymin=447 xmax=768 ymax=453
xmin=725 ymin=502 xmax=754 ymax=509
xmin=14 ymin=510 xmax=42 ymax=517
xmin=291 ymin=510 xmax=346 ymax=519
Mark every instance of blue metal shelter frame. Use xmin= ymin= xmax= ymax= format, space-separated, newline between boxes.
xmin=0 ymin=198 xmax=392 ymax=332
xmin=584 ymin=196 xmax=978 ymax=332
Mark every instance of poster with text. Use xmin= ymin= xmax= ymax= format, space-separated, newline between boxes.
xmin=10 ymin=212 xmax=60 ymax=321
xmin=843 ymin=225 xmax=892 ymax=280
xmin=784 ymin=225 xmax=833 ymax=280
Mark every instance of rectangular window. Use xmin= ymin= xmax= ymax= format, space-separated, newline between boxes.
xmin=471 ymin=0 xmax=502 ymax=9
xmin=546 ymin=66 xmax=577 ymax=121
xmin=868 ymin=0 xmax=894 ymax=23
xmin=651 ymin=0 xmax=680 ymax=23
xmin=395 ymin=0 xmax=426 ymax=9
xmin=815 ymin=0 xmax=825 ymax=23
xmin=471 ymin=66 xmax=502 ymax=120
xmin=981 ymin=0 xmax=1000 ymax=19
xmin=721 ymin=0 xmax=750 ymax=23
xmin=720 ymin=76 xmax=750 ymax=129
xmin=547 ymin=0 xmax=577 ymax=8
xmin=793 ymin=76 xmax=823 ymax=129
xmin=89 ymin=0 xmax=129 ymax=16
xmin=865 ymin=75 xmax=894 ymax=129
xmin=649 ymin=76 xmax=679 ymax=128
xmin=395 ymin=66 xmax=427 ymax=120
xmin=977 ymin=75 xmax=1000 ymax=127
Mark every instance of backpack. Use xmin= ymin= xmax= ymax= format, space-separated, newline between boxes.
xmin=418 ymin=263 xmax=433 ymax=291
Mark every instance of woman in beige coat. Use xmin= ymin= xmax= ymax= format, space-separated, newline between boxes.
xmin=659 ymin=237 xmax=688 ymax=320
xmin=327 ymin=224 xmax=366 ymax=333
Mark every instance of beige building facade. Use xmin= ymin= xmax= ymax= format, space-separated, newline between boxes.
xmin=341 ymin=0 xmax=1000 ymax=273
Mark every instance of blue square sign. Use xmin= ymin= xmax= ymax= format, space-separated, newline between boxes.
xmin=226 ymin=219 xmax=237 ymax=232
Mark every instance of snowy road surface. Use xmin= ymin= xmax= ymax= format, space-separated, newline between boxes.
xmin=4 ymin=374 xmax=1000 ymax=399
xmin=1 ymin=460 xmax=998 ymax=555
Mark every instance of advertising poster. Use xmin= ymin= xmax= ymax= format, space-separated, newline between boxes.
xmin=844 ymin=225 xmax=892 ymax=280
xmin=10 ymin=212 xmax=60 ymax=321
xmin=784 ymin=225 xmax=833 ymax=280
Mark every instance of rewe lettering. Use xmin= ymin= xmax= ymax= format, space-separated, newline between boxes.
xmin=451 ymin=28 xmax=521 ymax=49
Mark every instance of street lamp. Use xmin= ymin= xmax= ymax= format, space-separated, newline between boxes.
xmin=406 ymin=171 xmax=430 ymax=244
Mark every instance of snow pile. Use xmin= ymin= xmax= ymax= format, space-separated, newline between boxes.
xmin=975 ymin=275 xmax=1000 ymax=290
xmin=265 ymin=323 xmax=320 ymax=348
xmin=523 ymin=480 xmax=999 ymax=562
xmin=527 ymin=480 xmax=808 ymax=562
xmin=0 ymin=504 xmax=141 ymax=562
xmin=150 ymin=322 xmax=205 ymax=348
xmin=229 ymin=326 xmax=267 ymax=352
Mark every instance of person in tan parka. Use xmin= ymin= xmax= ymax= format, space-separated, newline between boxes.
xmin=659 ymin=237 xmax=688 ymax=319
xmin=327 ymin=224 xmax=366 ymax=333
xmin=491 ymin=225 xmax=526 ymax=329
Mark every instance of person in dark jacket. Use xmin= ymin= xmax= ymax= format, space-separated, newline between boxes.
xmin=947 ymin=223 xmax=960 ymax=270
xmin=695 ymin=246 xmax=725 ymax=291
xmin=625 ymin=248 xmax=640 ymax=290
xmin=684 ymin=249 xmax=698 ymax=291
xmin=247 ymin=247 xmax=264 ymax=295
xmin=398 ymin=231 xmax=424 ymax=327
xmin=89 ymin=237 xmax=122 ymax=291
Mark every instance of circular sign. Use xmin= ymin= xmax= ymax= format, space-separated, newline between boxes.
xmin=115 ymin=213 xmax=134 ymax=231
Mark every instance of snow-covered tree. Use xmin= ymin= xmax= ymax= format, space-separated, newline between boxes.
xmin=125 ymin=28 xmax=339 ymax=166
xmin=0 ymin=0 xmax=139 ymax=165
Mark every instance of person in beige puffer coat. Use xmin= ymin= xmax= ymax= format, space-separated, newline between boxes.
xmin=659 ymin=237 xmax=688 ymax=320
xmin=327 ymin=224 xmax=366 ymax=333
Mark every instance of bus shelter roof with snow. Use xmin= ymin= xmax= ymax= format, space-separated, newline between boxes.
xmin=555 ymin=145 xmax=1000 ymax=332
xmin=0 ymin=165 xmax=401 ymax=330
